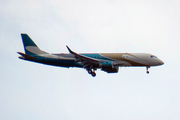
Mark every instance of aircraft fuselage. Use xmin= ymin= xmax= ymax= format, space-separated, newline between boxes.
xmin=18 ymin=34 xmax=164 ymax=77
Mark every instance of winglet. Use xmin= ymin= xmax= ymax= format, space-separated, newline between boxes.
xmin=66 ymin=45 xmax=74 ymax=54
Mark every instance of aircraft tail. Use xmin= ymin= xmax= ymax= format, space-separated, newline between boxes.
xmin=21 ymin=33 xmax=48 ymax=55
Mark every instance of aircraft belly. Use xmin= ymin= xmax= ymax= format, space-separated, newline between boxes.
xmin=113 ymin=61 xmax=132 ymax=66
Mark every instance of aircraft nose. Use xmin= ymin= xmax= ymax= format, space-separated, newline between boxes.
xmin=159 ymin=59 xmax=164 ymax=65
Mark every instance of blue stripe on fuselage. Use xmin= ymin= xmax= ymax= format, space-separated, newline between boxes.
xmin=81 ymin=54 xmax=113 ymax=61
xmin=23 ymin=53 xmax=113 ymax=68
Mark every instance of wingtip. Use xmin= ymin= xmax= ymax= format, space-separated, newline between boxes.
xmin=66 ymin=45 xmax=70 ymax=51
xmin=21 ymin=33 xmax=27 ymax=35
xmin=66 ymin=45 xmax=73 ymax=54
xmin=66 ymin=45 xmax=70 ymax=50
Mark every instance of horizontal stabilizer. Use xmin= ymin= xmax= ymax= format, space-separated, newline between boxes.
xmin=17 ymin=52 xmax=37 ymax=60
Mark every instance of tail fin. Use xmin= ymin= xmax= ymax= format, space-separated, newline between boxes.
xmin=21 ymin=33 xmax=48 ymax=55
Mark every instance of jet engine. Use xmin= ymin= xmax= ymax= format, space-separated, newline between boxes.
xmin=99 ymin=61 xmax=114 ymax=68
xmin=101 ymin=66 xmax=119 ymax=73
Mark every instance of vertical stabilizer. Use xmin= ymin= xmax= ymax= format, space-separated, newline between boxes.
xmin=21 ymin=33 xmax=48 ymax=55
xmin=21 ymin=33 xmax=38 ymax=47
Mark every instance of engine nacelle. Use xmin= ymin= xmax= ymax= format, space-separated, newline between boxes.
xmin=99 ymin=61 xmax=114 ymax=68
xmin=102 ymin=66 xmax=119 ymax=73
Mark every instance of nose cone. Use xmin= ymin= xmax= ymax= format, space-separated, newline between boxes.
xmin=159 ymin=59 xmax=164 ymax=65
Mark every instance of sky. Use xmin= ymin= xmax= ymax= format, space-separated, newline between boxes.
xmin=1 ymin=0 xmax=180 ymax=120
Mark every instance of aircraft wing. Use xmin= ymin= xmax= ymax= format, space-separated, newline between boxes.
xmin=66 ymin=46 xmax=100 ymax=68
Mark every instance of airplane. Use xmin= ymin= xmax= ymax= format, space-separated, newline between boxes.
xmin=17 ymin=33 xmax=164 ymax=77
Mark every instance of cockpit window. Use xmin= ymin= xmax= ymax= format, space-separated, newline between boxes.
xmin=150 ymin=55 xmax=157 ymax=58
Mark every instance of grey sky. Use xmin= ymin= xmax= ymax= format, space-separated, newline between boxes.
xmin=1 ymin=0 xmax=180 ymax=120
